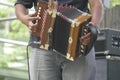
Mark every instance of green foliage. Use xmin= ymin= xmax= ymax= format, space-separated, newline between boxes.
xmin=10 ymin=20 xmax=29 ymax=41
xmin=1 ymin=20 xmax=29 ymax=41
xmin=0 ymin=0 xmax=29 ymax=41
xmin=6 ymin=0 xmax=16 ymax=3
xmin=0 ymin=52 xmax=26 ymax=67
xmin=110 ymin=0 xmax=120 ymax=7
xmin=0 ymin=54 xmax=8 ymax=67
xmin=0 ymin=7 xmax=9 ymax=18
xmin=0 ymin=43 xmax=27 ymax=67
xmin=0 ymin=0 xmax=29 ymax=68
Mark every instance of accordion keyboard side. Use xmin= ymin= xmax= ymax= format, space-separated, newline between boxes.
xmin=53 ymin=7 xmax=92 ymax=61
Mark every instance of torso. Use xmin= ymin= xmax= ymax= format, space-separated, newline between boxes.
xmin=35 ymin=0 xmax=88 ymax=11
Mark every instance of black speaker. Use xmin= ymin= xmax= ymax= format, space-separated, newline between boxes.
xmin=95 ymin=28 xmax=120 ymax=56
xmin=96 ymin=55 xmax=120 ymax=80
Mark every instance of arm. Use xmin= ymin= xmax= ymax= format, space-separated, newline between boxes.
xmin=15 ymin=4 xmax=29 ymax=26
xmin=15 ymin=4 xmax=40 ymax=32
xmin=88 ymin=0 xmax=103 ymax=26
xmin=80 ymin=0 xmax=103 ymax=45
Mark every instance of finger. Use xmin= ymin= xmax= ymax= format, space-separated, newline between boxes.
xmin=82 ymin=37 xmax=91 ymax=45
xmin=28 ymin=21 xmax=35 ymax=27
xmin=80 ymin=32 xmax=91 ymax=42
xmin=28 ymin=16 xmax=41 ymax=21
xmin=82 ymin=32 xmax=91 ymax=39
xmin=29 ymin=26 xmax=36 ymax=33
xmin=28 ymin=24 xmax=33 ymax=33
xmin=80 ymin=33 xmax=91 ymax=45
xmin=29 ymin=21 xmax=39 ymax=32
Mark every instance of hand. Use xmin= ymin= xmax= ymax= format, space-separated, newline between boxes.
xmin=80 ymin=32 xmax=91 ymax=45
xmin=80 ymin=22 xmax=98 ymax=46
xmin=22 ymin=13 xmax=41 ymax=33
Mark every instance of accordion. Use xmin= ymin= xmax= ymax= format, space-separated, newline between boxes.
xmin=33 ymin=0 xmax=96 ymax=61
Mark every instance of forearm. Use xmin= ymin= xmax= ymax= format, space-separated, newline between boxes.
xmin=89 ymin=0 xmax=103 ymax=26
xmin=15 ymin=4 xmax=29 ymax=26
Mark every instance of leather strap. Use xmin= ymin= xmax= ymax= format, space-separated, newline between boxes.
xmin=84 ymin=23 xmax=100 ymax=55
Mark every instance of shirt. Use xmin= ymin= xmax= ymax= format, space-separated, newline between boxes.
xmin=15 ymin=0 xmax=88 ymax=11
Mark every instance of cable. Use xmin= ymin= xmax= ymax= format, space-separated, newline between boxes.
xmin=26 ymin=40 xmax=31 ymax=80
xmin=26 ymin=40 xmax=41 ymax=80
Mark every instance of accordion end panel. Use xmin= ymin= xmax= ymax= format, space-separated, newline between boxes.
xmin=53 ymin=10 xmax=92 ymax=61
xmin=32 ymin=0 xmax=58 ymax=50
xmin=66 ymin=13 xmax=92 ymax=61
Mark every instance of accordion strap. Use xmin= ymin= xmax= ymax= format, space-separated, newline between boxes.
xmin=85 ymin=24 xmax=100 ymax=55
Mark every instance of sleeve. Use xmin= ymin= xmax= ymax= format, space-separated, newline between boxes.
xmin=15 ymin=0 xmax=34 ymax=8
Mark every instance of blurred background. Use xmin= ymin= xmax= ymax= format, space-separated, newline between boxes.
xmin=0 ymin=0 xmax=120 ymax=80
xmin=0 ymin=0 xmax=29 ymax=80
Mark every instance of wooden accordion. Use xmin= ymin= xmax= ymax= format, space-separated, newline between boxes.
xmin=33 ymin=0 xmax=92 ymax=61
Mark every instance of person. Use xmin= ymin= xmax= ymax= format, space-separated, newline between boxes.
xmin=15 ymin=0 xmax=103 ymax=80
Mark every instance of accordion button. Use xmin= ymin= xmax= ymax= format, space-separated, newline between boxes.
xmin=39 ymin=7 xmax=41 ymax=10
xmin=38 ymin=9 xmax=41 ymax=12
xmin=84 ymin=29 xmax=87 ymax=32
xmin=38 ymin=13 xmax=40 ymax=15
xmin=81 ymin=45 xmax=84 ymax=49
xmin=81 ymin=50 xmax=84 ymax=53
xmin=83 ymin=32 xmax=87 ymax=35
